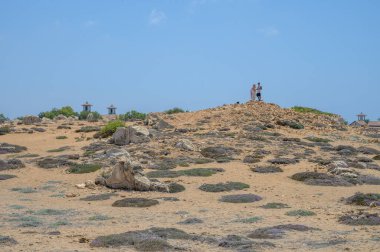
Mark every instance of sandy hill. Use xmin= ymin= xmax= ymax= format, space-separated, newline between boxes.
xmin=0 ymin=101 xmax=379 ymax=252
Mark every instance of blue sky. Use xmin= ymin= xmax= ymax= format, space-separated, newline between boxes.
xmin=0 ymin=0 xmax=379 ymax=121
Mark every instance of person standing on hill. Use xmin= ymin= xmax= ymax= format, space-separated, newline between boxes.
xmin=257 ymin=82 xmax=262 ymax=101
xmin=250 ymin=84 xmax=257 ymax=101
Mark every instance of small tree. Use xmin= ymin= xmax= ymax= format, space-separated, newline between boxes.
xmin=39 ymin=106 xmax=78 ymax=119
xmin=119 ymin=110 xmax=146 ymax=121
xmin=94 ymin=120 xmax=125 ymax=138
xmin=78 ymin=111 xmax=102 ymax=121
xmin=165 ymin=107 xmax=185 ymax=114
xmin=0 ymin=113 xmax=8 ymax=123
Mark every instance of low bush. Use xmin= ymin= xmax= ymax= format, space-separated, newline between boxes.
xmin=78 ymin=111 xmax=102 ymax=121
xmin=94 ymin=120 xmax=125 ymax=138
xmin=75 ymin=126 xmax=100 ymax=133
xmin=0 ymin=113 xmax=9 ymax=123
xmin=119 ymin=110 xmax=146 ymax=121
xmin=67 ymin=163 xmax=101 ymax=174
xmin=0 ymin=126 xmax=10 ymax=135
xmin=56 ymin=136 xmax=67 ymax=140
xmin=164 ymin=107 xmax=185 ymax=114
xmin=285 ymin=210 xmax=316 ymax=216
xmin=39 ymin=106 xmax=77 ymax=119
xmin=291 ymin=106 xmax=336 ymax=116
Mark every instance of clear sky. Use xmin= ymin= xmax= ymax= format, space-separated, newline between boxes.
xmin=0 ymin=0 xmax=379 ymax=122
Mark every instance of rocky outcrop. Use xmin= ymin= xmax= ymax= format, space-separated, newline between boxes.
xmin=111 ymin=126 xmax=150 ymax=146
xmin=175 ymin=139 xmax=197 ymax=151
xmin=22 ymin=115 xmax=41 ymax=125
xmin=96 ymin=158 xmax=169 ymax=192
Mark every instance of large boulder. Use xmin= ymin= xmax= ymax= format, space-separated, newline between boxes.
xmin=175 ymin=139 xmax=197 ymax=151
xmin=22 ymin=115 xmax=41 ymax=125
xmin=96 ymin=158 xmax=169 ymax=192
xmin=111 ymin=126 xmax=150 ymax=146
xmin=145 ymin=113 xmax=174 ymax=130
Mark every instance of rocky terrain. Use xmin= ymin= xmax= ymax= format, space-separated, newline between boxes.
xmin=0 ymin=101 xmax=379 ymax=252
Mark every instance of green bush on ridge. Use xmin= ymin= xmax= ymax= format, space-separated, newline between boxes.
xmin=94 ymin=120 xmax=125 ymax=138
xmin=291 ymin=106 xmax=336 ymax=116
xmin=119 ymin=110 xmax=146 ymax=121
xmin=39 ymin=106 xmax=78 ymax=119
xmin=164 ymin=107 xmax=185 ymax=114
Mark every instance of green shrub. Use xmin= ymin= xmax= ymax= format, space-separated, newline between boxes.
xmin=119 ymin=110 xmax=146 ymax=121
xmin=67 ymin=163 xmax=102 ymax=174
xmin=39 ymin=106 xmax=78 ymax=119
xmin=305 ymin=136 xmax=331 ymax=143
xmin=0 ymin=126 xmax=11 ymax=135
xmin=75 ymin=126 xmax=100 ymax=133
xmin=56 ymin=136 xmax=67 ymax=140
xmin=285 ymin=210 xmax=316 ymax=216
xmin=95 ymin=120 xmax=125 ymax=138
xmin=78 ymin=111 xmax=102 ymax=121
xmin=164 ymin=107 xmax=185 ymax=114
xmin=0 ymin=113 xmax=9 ymax=123
xmin=291 ymin=106 xmax=335 ymax=116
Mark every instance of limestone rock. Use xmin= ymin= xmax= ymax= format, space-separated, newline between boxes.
xmin=111 ymin=126 xmax=150 ymax=146
xmin=22 ymin=115 xmax=41 ymax=125
xmin=100 ymin=159 xmax=169 ymax=192
xmin=175 ymin=139 xmax=197 ymax=151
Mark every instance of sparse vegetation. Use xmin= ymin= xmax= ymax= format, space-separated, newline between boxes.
xmin=199 ymin=182 xmax=249 ymax=192
xmin=75 ymin=126 xmax=100 ymax=132
xmin=56 ymin=135 xmax=67 ymax=140
xmin=89 ymin=214 xmax=113 ymax=221
xmin=219 ymin=194 xmax=262 ymax=203
xmin=0 ymin=113 xmax=9 ymax=123
xmin=164 ymin=107 xmax=185 ymax=114
xmin=112 ymin=198 xmax=159 ymax=207
xmin=291 ymin=106 xmax=336 ymax=116
xmin=234 ymin=216 xmax=262 ymax=223
xmin=261 ymin=202 xmax=290 ymax=209
xmin=285 ymin=210 xmax=316 ymax=216
xmin=10 ymin=187 xmax=37 ymax=193
xmin=345 ymin=193 xmax=380 ymax=206
xmin=0 ymin=125 xmax=11 ymax=135
xmin=38 ymin=106 xmax=77 ymax=119
xmin=168 ymin=183 xmax=186 ymax=193
xmin=78 ymin=111 xmax=102 ymax=121
xmin=94 ymin=120 xmax=124 ymax=138
xmin=276 ymin=120 xmax=304 ymax=129
xmin=305 ymin=136 xmax=331 ymax=143
xmin=47 ymin=146 xmax=70 ymax=152
xmin=119 ymin=110 xmax=146 ymax=121
xmin=67 ymin=163 xmax=101 ymax=174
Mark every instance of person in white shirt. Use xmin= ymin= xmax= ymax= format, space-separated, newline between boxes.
xmin=250 ymin=84 xmax=257 ymax=101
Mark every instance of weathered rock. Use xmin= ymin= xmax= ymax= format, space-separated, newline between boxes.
xmin=201 ymin=146 xmax=240 ymax=159
xmin=219 ymin=194 xmax=262 ymax=203
xmin=54 ymin=114 xmax=67 ymax=120
xmin=357 ymin=146 xmax=380 ymax=155
xmin=339 ymin=212 xmax=380 ymax=226
xmin=345 ymin=193 xmax=380 ymax=207
xmin=268 ymin=158 xmax=299 ymax=165
xmin=112 ymin=198 xmax=159 ymax=207
xmin=248 ymin=224 xmax=317 ymax=239
xmin=251 ymin=166 xmax=283 ymax=173
xmin=0 ymin=174 xmax=17 ymax=181
xmin=37 ymin=157 xmax=74 ymax=169
xmin=0 ymin=159 xmax=24 ymax=171
xmin=111 ymin=126 xmax=150 ymax=146
xmin=0 ymin=143 xmax=27 ymax=154
xmin=98 ymin=159 xmax=169 ymax=192
xmin=22 ymin=115 xmax=41 ymax=125
xmin=0 ymin=235 xmax=18 ymax=246
xmin=175 ymin=139 xmax=197 ymax=151
xmin=155 ymin=119 xmax=174 ymax=130
xmin=218 ymin=235 xmax=275 ymax=251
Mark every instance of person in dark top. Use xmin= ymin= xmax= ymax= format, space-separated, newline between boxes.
xmin=256 ymin=82 xmax=262 ymax=101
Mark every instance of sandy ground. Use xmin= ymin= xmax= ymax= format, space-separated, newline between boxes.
xmin=1 ymin=107 xmax=380 ymax=252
